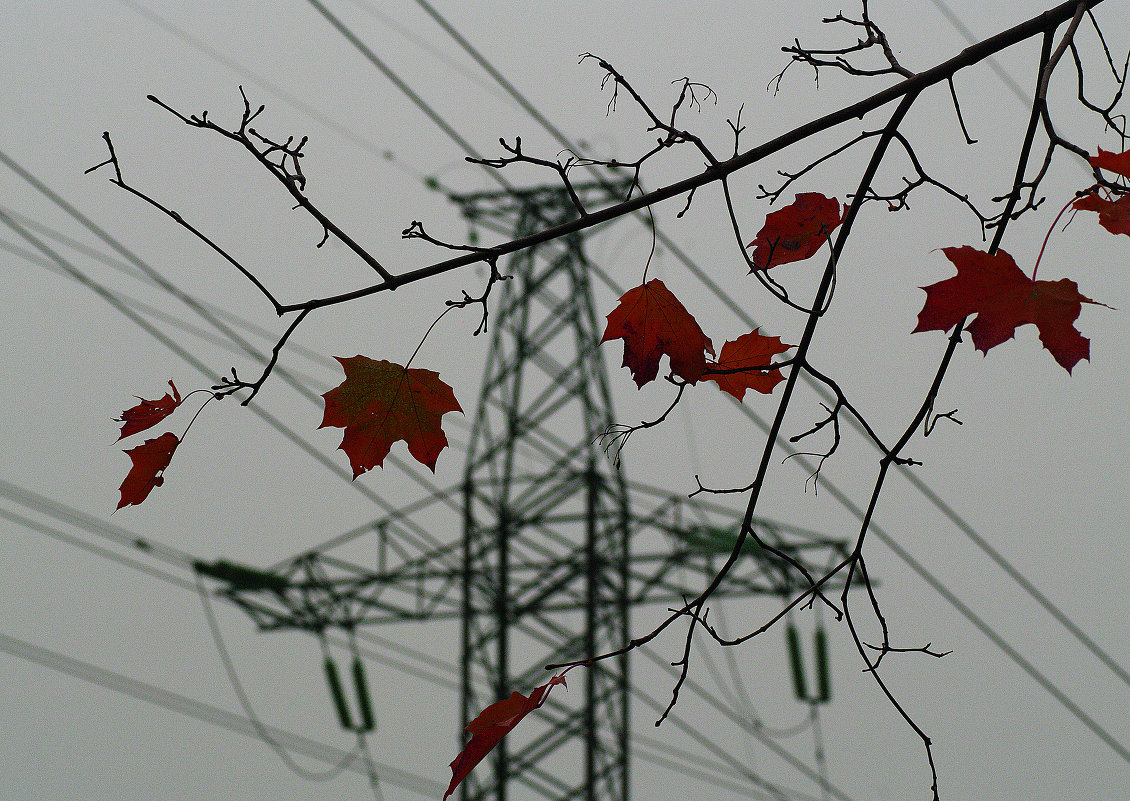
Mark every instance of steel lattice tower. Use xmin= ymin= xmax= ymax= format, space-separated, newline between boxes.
xmin=455 ymin=183 xmax=633 ymax=801
xmin=201 ymin=181 xmax=850 ymax=801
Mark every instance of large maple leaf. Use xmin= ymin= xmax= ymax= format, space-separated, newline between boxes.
xmin=115 ymin=380 xmax=181 ymax=440
xmin=319 ymin=355 xmax=462 ymax=476
xmin=747 ymin=192 xmax=843 ymax=271
xmin=601 ymin=278 xmax=714 ymax=387
xmin=913 ymin=246 xmax=1103 ymax=373
xmin=117 ymin=432 xmax=180 ymax=509
xmin=444 ymin=674 xmax=567 ymax=800
xmin=703 ymin=330 xmax=792 ymax=401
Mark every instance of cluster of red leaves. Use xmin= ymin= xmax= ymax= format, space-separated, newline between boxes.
xmin=599 ymin=194 xmax=846 ymax=398
xmin=115 ymin=150 xmax=1126 ymax=510
xmin=319 ymin=355 xmax=463 ymax=477
xmin=600 ymin=278 xmax=792 ymax=397
xmin=114 ymin=381 xmax=183 ymax=509
xmin=444 ymin=674 xmax=567 ymax=800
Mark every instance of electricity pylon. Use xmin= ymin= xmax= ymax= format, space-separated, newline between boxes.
xmin=200 ymin=180 xmax=849 ymax=801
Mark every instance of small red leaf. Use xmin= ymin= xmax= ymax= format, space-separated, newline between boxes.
xmin=117 ymin=432 xmax=179 ymax=509
xmin=115 ymin=381 xmax=182 ymax=440
xmin=1073 ymin=192 xmax=1130 ymax=237
xmin=747 ymin=193 xmax=843 ymax=271
xmin=444 ymin=675 xmax=567 ymax=800
xmin=600 ymin=279 xmax=714 ymax=387
xmin=913 ymin=246 xmax=1104 ymax=373
xmin=704 ymin=330 xmax=792 ymax=401
xmin=319 ymin=356 xmax=462 ymax=476
xmin=1089 ymin=147 xmax=1130 ymax=180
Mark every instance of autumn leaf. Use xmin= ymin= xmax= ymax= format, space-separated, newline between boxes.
xmin=913 ymin=246 xmax=1103 ymax=373
xmin=115 ymin=380 xmax=182 ymax=440
xmin=319 ymin=355 xmax=462 ymax=476
xmin=601 ymin=278 xmax=714 ymax=387
xmin=704 ymin=330 xmax=792 ymax=401
xmin=1089 ymin=147 xmax=1130 ymax=180
xmin=117 ymin=432 xmax=179 ymax=509
xmin=747 ymin=192 xmax=843 ymax=271
xmin=444 ymin=674 xmax=567 ymax=800
xmin=1073 ymin=192 xmax=1130 ymax=237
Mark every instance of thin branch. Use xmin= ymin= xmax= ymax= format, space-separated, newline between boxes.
xmin=212 ymin=308 xmax=311 ymax=404
xmin=599 ymin=379 xmax=689 ymax=468
xmin=86 ymin=133 xmax=284 ymax=313
xmin=147 ymin=90 xmax=394 ymax=280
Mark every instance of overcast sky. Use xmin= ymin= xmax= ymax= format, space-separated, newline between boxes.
xmin=1 ymin=2 xmax=1128 ymax=800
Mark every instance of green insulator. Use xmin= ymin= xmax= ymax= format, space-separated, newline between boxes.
xmin=353 ymin=657 xmax=376 ymax=732
xmin=814 ymin=626 xmax=831 ymax=704
xmin=785 ymin=623 xmax=808 ymax=701
xmin=324 ymin=656 xmax=353 ymax=730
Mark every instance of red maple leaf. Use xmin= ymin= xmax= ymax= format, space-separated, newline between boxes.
xmin=1090 ymin=147 xmax=1130 ymax=179
xmin=319 ymin=356 xmax=462 ymax=476
xmin=117 ymin=432 xmax=179 ymax=509
xmin=704 ymin=330 xmax=792 ymax=401
xmin=747 ymin=193 xmax=843 ymax=271
xmin=1073 ymin=192 xmax=1130 ymax=237
xmin=913 ymin=246 xmax=1103 ymax=373
xmin=444 ymin=674 xmax=567 ymax=800
xmin=601 ymin=279 xmax=714 ymax=387
xmin=115 ymin=381 xmax=182 ymax=440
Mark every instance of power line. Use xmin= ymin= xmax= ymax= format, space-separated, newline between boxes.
xmin=0 ymin=207 xmax=338 ymax=371
xmin=1 ymin=236 xmax=326 ymax=389
xmin=0 ymin=475 xmax=460 ymax=691
xmin=193 ymin=571 xmax=368 ymax=785
xmin=112 ymin=0 xmax=427 ymax=166
xmin=927 ymin=0 xmax=1033 ymax=104
xmin=302 ymin=0 xmax=513 ymax=193
xmin=0 ymin=630 xmax=444 ymax=797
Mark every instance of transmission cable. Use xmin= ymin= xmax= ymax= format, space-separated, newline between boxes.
xmin=0 ymin=631 xmax=443 ymax=797
xmin=1 ymin=236 xmax=324 ymax=389
xmin=0 ymin=207 xmax=338 ymax=371
xmin=0 ymin=475 xmax=459 ymax=691
xmin=112 ymin=0 xmax=438 ymax=166
xmin=302 ymin=0 xmax=514 ymax=194
xmin=194 ymin=572 xmax=363 ymax=783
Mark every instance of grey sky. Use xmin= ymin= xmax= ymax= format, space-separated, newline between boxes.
xmin=1 ymin=2 xmax=1128 ymax=800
